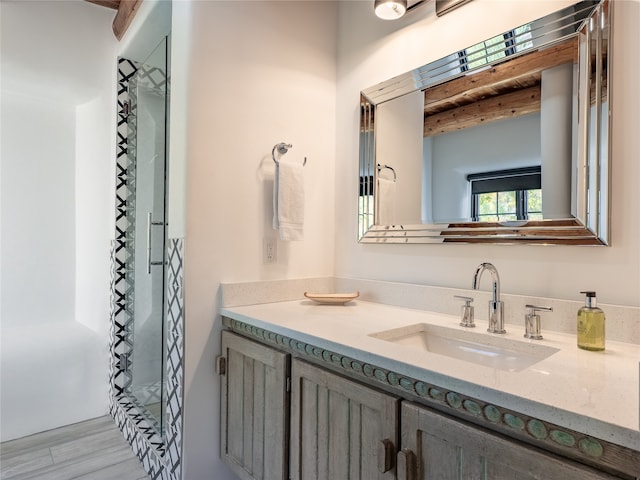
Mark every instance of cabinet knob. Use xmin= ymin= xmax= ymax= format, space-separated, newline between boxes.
xmin=377 ymin=439 xmax=395 ymax=473
xmin=397 ymin=448 xmax=416 ymax=480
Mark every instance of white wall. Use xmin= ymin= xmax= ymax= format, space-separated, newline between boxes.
xmin=180 ymin=2 xmax=337 ymax=477
xmin=0 ymin=0 xmax=117 ymax=440
xmin=430 ymin=113 xmax=541 ymax=222
xmin=336 ymin=0 xmax=640 ymax=307
xmin=540 ymin=63 xmax=574 ymax=219
xmin=1 ymin=92 xmax=76 ymax=326
xmin=76 ymin=95 xmax=114 ymax=336
xmin=376 ymin=90 xmax=424 ymax=224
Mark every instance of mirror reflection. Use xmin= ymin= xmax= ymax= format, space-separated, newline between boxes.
xmin=359 ymin=0 xmax=609 ymax=244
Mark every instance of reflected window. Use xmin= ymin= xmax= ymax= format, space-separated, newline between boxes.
xmin=359 ymin=175 xmax=374 ymax=235
xmin=458 ymin=25 xmax=533 ymax=73
xmin=468 ymin=167 xmax=541 ymax=222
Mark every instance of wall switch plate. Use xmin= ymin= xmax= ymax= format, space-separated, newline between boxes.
xmin=263 ymin=237 xmax=277 ymax=264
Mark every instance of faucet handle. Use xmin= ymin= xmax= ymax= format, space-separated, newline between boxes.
xmin=524 ymin=304 xmax=553 ymax=340
xmin=454 ymin=296 xmax=475 ymax=328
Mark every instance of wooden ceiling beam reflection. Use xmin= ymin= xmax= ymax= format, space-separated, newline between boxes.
xmin=424 ymin=37 xmax=578 ymax=116
xmin=423 ymin=37 xmax=578 ymax=136
xmin=424 ymin=84 xmax=541 ymax=136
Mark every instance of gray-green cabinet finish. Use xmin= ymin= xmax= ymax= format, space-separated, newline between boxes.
xmin=220 ymin=331 xmax=289 ymax=480
xmin=399 ymin=401 xmax=620 ymax=480
xmin=289 ymin=359 xmax=399 ymax=480
xmin=219 ymin=328 xmax=627 ymax=480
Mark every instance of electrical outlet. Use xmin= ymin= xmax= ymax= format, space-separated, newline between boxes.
xmin=263 ymin=237 xmax=277 ymax=264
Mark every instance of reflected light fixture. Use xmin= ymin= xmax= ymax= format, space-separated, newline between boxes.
xmin=374 ymin=0 xmax=408 ymax=20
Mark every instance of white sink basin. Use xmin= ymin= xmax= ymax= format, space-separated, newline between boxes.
xmin=369 ymin=323 xmax=560 ymax=372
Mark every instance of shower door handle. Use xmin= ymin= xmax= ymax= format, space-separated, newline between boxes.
xmin=147 ymin=212 xmax=165 ymax=274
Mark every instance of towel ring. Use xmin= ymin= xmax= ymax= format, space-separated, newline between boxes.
xmin=272 ymin=142 xmax=307 ymax=167
xmin=377 ymin=163 xmax=397 ymax=182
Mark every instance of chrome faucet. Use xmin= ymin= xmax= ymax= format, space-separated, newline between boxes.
xmin=472 ymin=262 xmax=506 ymax=334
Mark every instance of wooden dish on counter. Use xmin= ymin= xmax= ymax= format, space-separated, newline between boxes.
xmin=303 ymin=292 xmax=360 ymax=305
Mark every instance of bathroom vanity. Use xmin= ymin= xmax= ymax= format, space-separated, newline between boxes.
xmin=218 ymin=298 xmax=639 ymax=480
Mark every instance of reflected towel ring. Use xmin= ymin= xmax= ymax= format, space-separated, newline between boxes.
xmin=272 ymin=142 xmax=307 ymax=167
xmin=377 ymin=163 xmax=397 ymax=181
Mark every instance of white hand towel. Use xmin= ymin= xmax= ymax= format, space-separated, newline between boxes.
xmin=273 ymin=161 xmax=304 ymax=241
xmin=376 ymin=177 xmax=396 ymax=225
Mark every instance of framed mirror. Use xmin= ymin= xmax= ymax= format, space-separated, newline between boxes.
xmin=359 ymin=0 xmax=610 ymax=245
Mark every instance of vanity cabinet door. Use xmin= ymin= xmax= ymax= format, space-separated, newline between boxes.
xmin=289 ymin=359 xmax=399 ymax=480
xmin=399 ymin=401 xmax=620 ymax=480
xmin=220 ymin=331 xmax=290 ymax=480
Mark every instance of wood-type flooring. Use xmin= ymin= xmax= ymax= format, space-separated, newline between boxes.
xmin=1 ymin=415 xmax=148 ymax=480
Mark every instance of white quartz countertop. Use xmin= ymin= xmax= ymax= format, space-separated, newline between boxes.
xmin=221 ymin=299 xmax=640 ymax=451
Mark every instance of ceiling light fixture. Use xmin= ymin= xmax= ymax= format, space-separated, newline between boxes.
xmin=374 ymin=0 xmax=471 ymax=21
xmin=374 ymin=0 xmax=408 ymax=20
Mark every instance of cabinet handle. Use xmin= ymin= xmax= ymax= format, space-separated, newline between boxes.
xmin=377 ymin=439 xmax=394 ymax=473
xmin=397 ymin=448 xmax=416 ymax=480
xmin=215 ymin=355 xmax=226 ymax=375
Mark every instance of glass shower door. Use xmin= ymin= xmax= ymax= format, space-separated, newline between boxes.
xmin=129 ymin=36 xmax=169 ymax=436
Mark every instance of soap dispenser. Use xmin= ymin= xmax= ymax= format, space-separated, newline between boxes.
xmin=577 ymin=291 xmax=605 ymax=351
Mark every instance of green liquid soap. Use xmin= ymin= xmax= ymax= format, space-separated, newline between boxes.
xmin=577 ymin=291 xmax=605 ymax=351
